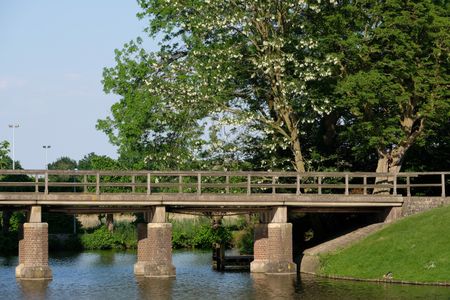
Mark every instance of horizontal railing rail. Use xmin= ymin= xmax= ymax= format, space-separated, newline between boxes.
xmin=0 ymin=170 xmax=448 ymax=197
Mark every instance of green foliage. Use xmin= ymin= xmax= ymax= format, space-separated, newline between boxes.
xmin=233 ymin=225 xmax=254 ymax=255
xmin=48 ymin=156 xmax=77 ymax=171
xmin=320 ymin=206 xmax=450 ymax=282
xmin=80 ymin=224 xmax=137 ymax=250
xmin=80 ymin=226 xmax=117 ymax=250
xmin=9 ymin=212 xmax=25 ymax=232
xmin=316 ymin=0 xmax=449 ymax=170
xmin=0 ymin=141 xmax=11 ymax=169
xmin=171 ymin=217 xmax=233 ymax=250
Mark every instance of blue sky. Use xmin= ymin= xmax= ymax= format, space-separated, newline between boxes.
xmin=0 ymin=0 xmax=157 ymax=169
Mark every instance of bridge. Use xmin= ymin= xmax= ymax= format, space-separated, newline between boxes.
xmin=0 ymin=170 xmax=448 ymax=280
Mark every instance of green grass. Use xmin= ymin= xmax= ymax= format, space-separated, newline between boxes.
xmin=320 ymin=206 xmax=450 ymax=283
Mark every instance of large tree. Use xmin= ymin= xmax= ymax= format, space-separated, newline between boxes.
xmin=318 ymin=0 xmax=450 ymax=173
xmin=100 ymin=0 xmax=338 ymax=171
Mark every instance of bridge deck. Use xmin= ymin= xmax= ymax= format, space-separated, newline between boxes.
xmin=0 ymin=192 xmax=403 ymax=207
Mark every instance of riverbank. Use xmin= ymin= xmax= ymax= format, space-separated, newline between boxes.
xmin=319 ymin=205 xmax=450 ymax=284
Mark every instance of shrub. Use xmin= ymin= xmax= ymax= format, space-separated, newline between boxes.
xmin=80 ymin=226 xmax=116 ymax=250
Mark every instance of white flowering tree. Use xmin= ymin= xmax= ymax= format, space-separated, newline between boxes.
xmin=100 ymin=0 xmax=339 ymax=171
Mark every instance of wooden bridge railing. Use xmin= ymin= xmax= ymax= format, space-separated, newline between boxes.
xmin=0 ymin=170 xmax=448 ymax=197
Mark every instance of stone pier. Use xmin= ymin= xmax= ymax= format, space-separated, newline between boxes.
xmin=250 ymin=207 xmax=296 ymax=274
xmin=134 ymin=206 xmax=176 ymax=277
xmin=16 ymin=206 xmax=52 ymax=280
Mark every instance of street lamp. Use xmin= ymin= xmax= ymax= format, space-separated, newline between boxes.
xmin=42 ymin=145 xmax=51 ymax=169
xmin=8 ymin=124 xmax=19 ymax=170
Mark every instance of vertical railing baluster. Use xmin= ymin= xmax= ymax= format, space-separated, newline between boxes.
xmin=83 ymin=175 xmax=87 ymax=193
xmin=318 ymin=176 xmax=322 ymax=195
xmin=441 ymin=173 xmax=446 ymax=198
xmin=147 ymin=173 xmax=151 ymax=195
xmin=247 ymin=174 xmax=251 ymax=195
xmin=226 ymin=175 xmax=230 ymax=194
xmin=406 ymin=176 xmax=411 ymax=197
xmin=272 ymin=176 xmax=276 ymax=194
xmin=179 ymin=175 xmax=183 ymax=193
xmin=345 ymin=174 xmax=349 ymax=195
xmin=296 ymin=175 xmax=301 ymax=195
xmin=44 ymin=172 xmax=49 ymax=195
xmin=35 ymin=174 xmax=39 ymax=193
xmin=96 ymin=172 xmax=100 ymax=195
xmin=393 ymin=174 xmax=397 ymax=195
xmin=197 ymin=173 xmax=201 ymax=195
xmin=363 ymin=175 xmax=367 ymax=195
xmin=132 ymin=175 xmax=136 ymax=193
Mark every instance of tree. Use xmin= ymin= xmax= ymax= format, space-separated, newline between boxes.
xmin=0 ymin=141 xmax=11 ymax=169
xmin=100 ymin=0 xmax=339 ymax=171
xmin=319 ymin=0 xmax=450 ymax=173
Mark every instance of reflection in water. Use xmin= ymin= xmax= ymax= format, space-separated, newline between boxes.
xmin=1 ymin=251 xmax=450 ymax=299
xmin=252 ymin=273 xmax=298 ymax=299
xmin=136 ymin=276 xmax=174 ymax=300
xmin=18 ymin=279 xmax=50 ymax=300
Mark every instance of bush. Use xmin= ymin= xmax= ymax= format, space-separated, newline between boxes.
xmin=80 ymin=226 xmax=117 ymax=250
xmin=80 ymin=223 xmax=137 ymax=250
xmin=234 ymin=225 xmax=254 ymax=254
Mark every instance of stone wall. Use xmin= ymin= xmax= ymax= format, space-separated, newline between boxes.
xmin=402 ymin=197 xmax=450 ymax=217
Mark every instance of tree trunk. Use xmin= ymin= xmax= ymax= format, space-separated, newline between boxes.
xmin=373 ymin=149 xmax=403 ymax=194
xmin=106 ymin=213 xmax=114 ymax=232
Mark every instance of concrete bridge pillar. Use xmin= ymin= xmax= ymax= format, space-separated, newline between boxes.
xmin=16 ymin=206 xmax=52 ymax=280
xmin=251 ymin=207 xmax=296 ymax=274
xmin=134 ymin=206 xmax=175 ymax=277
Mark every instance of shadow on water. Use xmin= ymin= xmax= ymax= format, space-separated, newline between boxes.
xmin=136 ymin=276 xmax=175 ymax=300
xmin=18 ymin=279 xmax=51 ymax=300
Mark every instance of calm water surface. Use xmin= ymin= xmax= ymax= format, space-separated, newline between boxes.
xmin=1 ymin=251 xmax=449 ymax=299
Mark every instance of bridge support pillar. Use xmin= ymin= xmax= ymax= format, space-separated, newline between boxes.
xmin=134 ymin=206 xmax=175 ymax=277
xmin=251 ymin=207 xmax=296 ymax=274
xmin=16 ymin=221 xmax=52 ymax=280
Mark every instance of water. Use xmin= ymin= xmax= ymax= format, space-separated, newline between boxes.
xmin=1 ymin=251 xmax=450 ymax=299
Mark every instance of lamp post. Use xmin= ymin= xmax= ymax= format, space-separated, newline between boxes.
xmin=8 ymin=124 xmax=19 ymax=170
xmin=42 ymin=145 xmax=51 ymax=169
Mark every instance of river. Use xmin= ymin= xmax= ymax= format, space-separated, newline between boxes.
xmin=1 ymin=250 xmax=449 ymax=299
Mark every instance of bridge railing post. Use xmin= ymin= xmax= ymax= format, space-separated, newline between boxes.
xmin=406 ymin=176 xmax=411 ymax=197
xmin=318 ymin=176 xmax=322 ymax=195
xmin=363 ymin=175 xmax=367 ymax=195
xmin=345 ymin=174 xmax=349 ymax=195
xmin=178 ymin=175 xmax=183 ymax=193
xmin=296 ymin=174 xmax=301 ymax=195
xmin=247 ymin=174 xmax=251 ymax=195
xmin=83 ymin=175 xmax=87 ymax=193
xmin=44 ymin=172 xmax=49 ymax=195
xmin=226 ymin=175 xmax=230 ymax=194
xmin=442 ymin=173 xmax=446 ymax=198
xmin=197 ymin=173 xmax=201 ymax=195
xmin=96 ymin=172 xmax=100 ymax=195
xmin=35 ymin=174 xmax=39 ymax=193
xmin=132 ymin=175 xmax=136 ymax=193
xmin=393 ymin=174 xmax=397 ymax=195
xmin=272 ymin=176 xmax=276 ymax=194
xmin=147 ymin=173 xmax=151 ymax=195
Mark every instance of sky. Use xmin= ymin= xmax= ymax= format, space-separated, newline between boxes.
xmin=0 ymin=0 xmax=158 ymax=169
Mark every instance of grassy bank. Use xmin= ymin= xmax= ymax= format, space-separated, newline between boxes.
xmin=320 ymin=206 xmax=450 ymax=283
